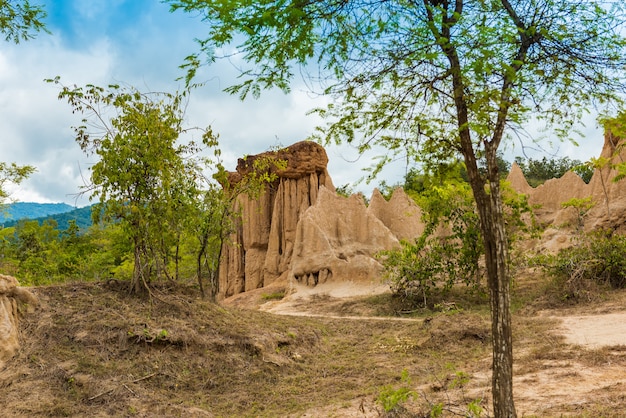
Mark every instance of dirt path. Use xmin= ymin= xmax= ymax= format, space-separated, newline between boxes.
xmin=557 ymin=312 xmax=626 ymax=348
xmin=257 ymin=284 xmax=626 ymax=416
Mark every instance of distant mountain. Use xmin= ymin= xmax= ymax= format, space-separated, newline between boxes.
xmin=0 ymin=202 xmax=77 ymax=223
xmin=0 ymin=203 xmax=94 ymax=231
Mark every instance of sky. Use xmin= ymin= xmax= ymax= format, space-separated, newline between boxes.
xmin=0 ymin=0 xmax=607 ymax=207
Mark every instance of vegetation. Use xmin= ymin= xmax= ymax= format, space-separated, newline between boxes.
xmin=3 ymin=1 xmax=626 ymax=416
xmin=381 ymin=161 xmax=534 ymax=308
xmin=48 ymin=80 xmax=219 ymax=294
xmin=5 ymin=279 xmax=626 ymax=417
xmin=538 ymin=230 xmax=626 ymax=302
xmin=514 ymin=156 xmax=591 ymax=186
xmin=167 ymin=1 xmax=626 ymax=414
xmin=0 ymin=162 xmax=36 ymax=207
xmin=0 ymin=0 xmax=47 ymax=43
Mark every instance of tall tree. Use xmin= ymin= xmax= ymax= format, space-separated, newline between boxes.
xmin=50 ymin=80 xmax=215 ymax=294
xmin=168 ymin=1 xmax=626 ymax=415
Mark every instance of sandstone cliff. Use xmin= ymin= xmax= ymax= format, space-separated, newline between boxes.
xmin=506 ymin=129 xmax=626 ymax=233
xmin=0 ymin=274 xmax=38 ymax=369
xmin=289 ymin=187 xmax=401 ymax=287
xmin=218 ymin=142 xmax=426 ymax=300
xmin=218 ymin=141 xmax=335 ymax=299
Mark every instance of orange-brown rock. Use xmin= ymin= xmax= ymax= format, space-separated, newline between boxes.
xmin=289 ymin=187 xmax=401 ymax=287
xmin=0 ymin=274 xmax=38 ymax=369
xmin=218 ymin=141 xmax=335 ymax=299
xmin=506 ymin=128 xmax=626 ymax=233
xmin=367 ymin=188 xmax=425 ymax=241
xmin=218 ymin=141 xmax=428 ymax=300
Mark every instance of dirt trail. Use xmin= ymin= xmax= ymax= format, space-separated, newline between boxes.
xmin=264 ymin=281 xmax=626 ymax=349
xmin=557 ymin=312 xmax=626 ymax=348
xmin=258 ymin=282 xmax=626 ymax=416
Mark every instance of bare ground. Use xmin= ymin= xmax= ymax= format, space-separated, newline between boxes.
xmin=2 ymin=277 xmax=626 ymax=417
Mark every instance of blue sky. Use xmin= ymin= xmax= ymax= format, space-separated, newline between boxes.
xmin=0 ymin=0 xmax=606 ymax=206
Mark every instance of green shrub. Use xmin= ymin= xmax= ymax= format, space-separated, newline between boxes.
xmin=376 ymin=369 xmax=416 ymax=415
xmin=539 ymin=230 xmax=626 ymax=300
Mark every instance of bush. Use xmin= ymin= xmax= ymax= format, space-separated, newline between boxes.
xmin=381 ymin=237 xmax=480 ymax=308
xmin=376 ymin=370 xmax=416 ymax=416
xmin=540 ymin=230 xmax=626 ymax=301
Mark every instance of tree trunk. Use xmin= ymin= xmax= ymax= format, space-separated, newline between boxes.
xmin=131 ymin=239 xmax=142 ymax=294
xmin=469 ymin=169 xmax=516 ymax=418
xmin=485 ymin=184 xmax=515 ymax=418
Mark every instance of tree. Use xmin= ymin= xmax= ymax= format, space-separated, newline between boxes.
xmin=168 ymin=1 xmax=626 ymax=415
xmin=50 ymin=79 xmax=216 ymax=294
xmin=0 ymin=0 xmax=47 ymax=43
xmin=514 ymin=156 xmax=588 ymax=186
xmin=0 ymin=162 xmax=36 ymax=206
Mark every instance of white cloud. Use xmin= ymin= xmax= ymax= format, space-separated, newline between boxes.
xmin=0 ymin=0 xmax=610 ymax=208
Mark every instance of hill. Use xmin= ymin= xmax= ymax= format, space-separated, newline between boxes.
xmin=1 ymin=204 xmax=93 ymax=231
xmin=2 ymin=280 xmax=626 ymax=417
xmin=0 ymin=202 xmax=76 ymax=223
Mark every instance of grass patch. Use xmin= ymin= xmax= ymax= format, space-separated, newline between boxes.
xmin=3 ymin=274 xmax=626 ymax=416
xmin=261 ymin=290 xmax=286 ymax=301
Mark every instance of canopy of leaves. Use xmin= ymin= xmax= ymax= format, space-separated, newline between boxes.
xmin=169 ymin=0 xmax=626 ymax=179
xmin=0 ymin=0 xmax=47 ymax=43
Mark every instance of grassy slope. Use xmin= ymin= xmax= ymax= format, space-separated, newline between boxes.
xmin=2 ymin=280 xmax=626 ymax=417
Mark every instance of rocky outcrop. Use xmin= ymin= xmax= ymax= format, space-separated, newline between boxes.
xmin=218 ymin=141 xmax=427 ymax=300
xmin=0 ymin=274 xmax=38 ymax=369
xmin=506 ymin=129 xmax=626 ymax=232
xmin=289 ymin=187 xmax=401 ymax=287
xmin=367 ymin=188 xmax=425 ymax=241
xmin=218 ymin=141 xmax=335 ymax=299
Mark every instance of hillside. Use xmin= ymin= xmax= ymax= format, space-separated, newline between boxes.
xmin=0 ymin=204 xmax=93 ymax=230
xmin=2 ymin=280 xmax=626 ymax=417
xmin=0 ymin=202 xmax=76 ymax=223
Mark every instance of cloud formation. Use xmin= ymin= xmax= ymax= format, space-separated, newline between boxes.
xmin=0 ymin=0 xmax=606 ymax=206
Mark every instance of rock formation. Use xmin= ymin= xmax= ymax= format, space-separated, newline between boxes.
xmin=218 ymin=141 xmax=335 ymax=299
xmin=289 ymin=187 xmax=401 ymax=287
xmin=506 ymin=129 xmax=626 ymax=233
xmin=0 ymin=274 xmax=38 ymax=369
xmin=218 ymin=141 xmax=426 ymax=300
xmin=367 ymin=188 xmax=425 ymax=241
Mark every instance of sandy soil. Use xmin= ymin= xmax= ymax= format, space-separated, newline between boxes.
xmin=558 ymin=313 xmax=626 ymax=348
xmin=257 ymin=281 xmax=626 ymax=417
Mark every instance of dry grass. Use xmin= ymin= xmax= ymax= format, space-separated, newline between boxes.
xmin=2 ymin=275 xmax=626 ymax=417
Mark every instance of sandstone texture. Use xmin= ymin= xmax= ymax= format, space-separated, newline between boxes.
xmin=219 ymin=141 xmax=336 ymax=299
xmin=290 ymin=187 xmax=400 ymax=287
xmin=218 ymin=141 xmax=426 ymax=300
xmin=0 ymin=274 xmax=38 ymax=369
xmin=506 ymin=130 xmax=626 ymax=234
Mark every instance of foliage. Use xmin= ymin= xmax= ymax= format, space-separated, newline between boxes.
xmin=381 ymin=163 xmax=533 ymax=307
xmin=376 ymin=369 xmax=416 ymax=415
xmin=49 ymin=78 xmax=216 ymax=293
xmin=0 ymin=0 xmax=48 ymax=43
xmin=0 ymin=218 xmax=131 ymax=285
xmin=538 ymin=230 xmax=626 ymax=301
xmin=0 ymin=162 xmax=36 ymax=206
xmin=335 ymin=183 xmax=354 ymax=198
xmin=382 ymin=176 xmax=482 ymax=307
xmin=514 ymin=156 xmax=589 ymax=186
xmin=168 ymin=1 xmax=626 ymax=415
xmin=599 ymin=110 xmax=626 ymax=183
xmin=561 ymin=197 xmax=594 ymax=231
